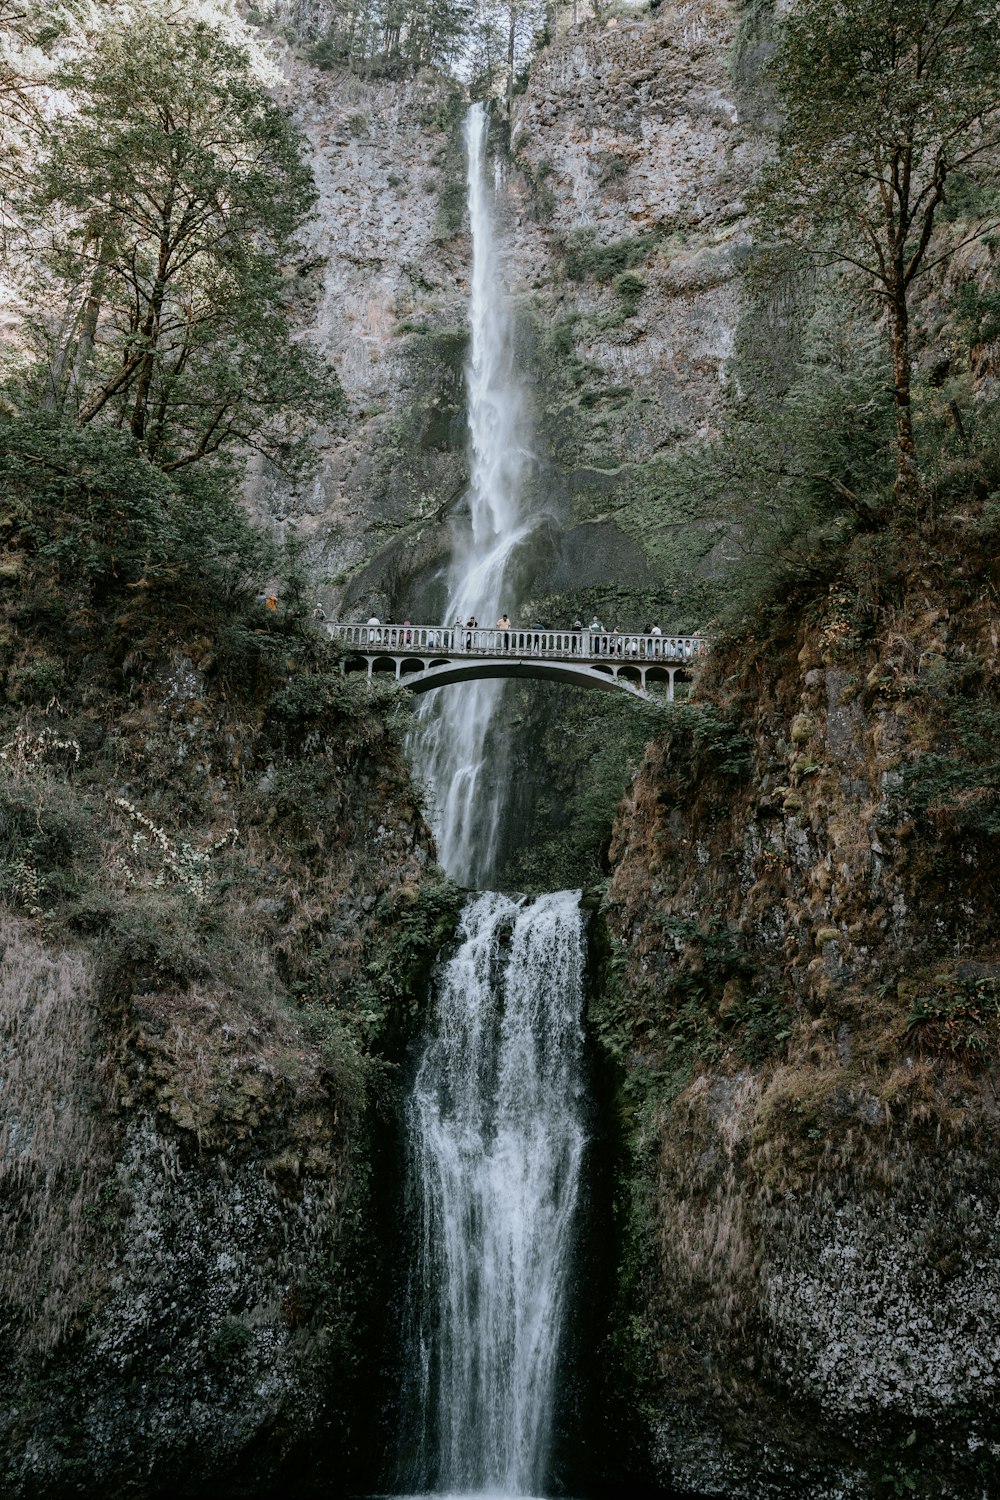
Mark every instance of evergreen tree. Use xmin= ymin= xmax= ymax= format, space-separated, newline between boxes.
xmin=279 ymin=0 xmax=472 ymax=73
xmin=754 ymin=0 xmax=1000 ymax=504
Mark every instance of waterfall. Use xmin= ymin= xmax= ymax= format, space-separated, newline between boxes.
xmin=403 ymin=891 xmax=587 ymax=1496
xmin=396 ymin=103 xmax=585 ymax=1500
xmin=408 ymin=102 xmax=535 ymax=890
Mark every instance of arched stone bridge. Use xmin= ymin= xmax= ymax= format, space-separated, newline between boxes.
xmin=326 ymin=623 xmax=707 ymax=702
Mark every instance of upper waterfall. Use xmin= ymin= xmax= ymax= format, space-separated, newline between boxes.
xmin=408 ymin=103 xmax=536 ymax=887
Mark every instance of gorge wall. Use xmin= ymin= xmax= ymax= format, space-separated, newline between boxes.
xmin=266 ymin=1 xmax=763 ymax=628
xmin=0 ymin=521 xmax=458 ymax=1494
xmin=7 ymin=3 xmax=1000 ymax=1496
xmin=598 ymin=522 xmax=1000 ymax=1497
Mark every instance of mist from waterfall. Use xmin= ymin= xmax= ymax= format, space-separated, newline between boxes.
xmin=401 ymin=890 xmax=586 ymax=1496
xmin=408 ymin=101 xmax=535 ymax=890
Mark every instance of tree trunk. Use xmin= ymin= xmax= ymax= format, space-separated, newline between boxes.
xmin=889 ymin=280 xmax=919 ymax=506
xmin=131 ymin=185 xmax=176 ymax=442
xmin=68 ymin=229 xmax=114 ymax=410
xmin=43 ymin=297 xmax=84 ymax=414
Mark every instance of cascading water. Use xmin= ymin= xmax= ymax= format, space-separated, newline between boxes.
xmin=396 ymin=103 xmax=586 ymax=1500
xmin=408 ymin=102 xmax=535 ymax=889
xmin=402 ymin=891 xmax=586 ymax=1497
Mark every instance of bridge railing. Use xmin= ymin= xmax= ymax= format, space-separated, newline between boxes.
xmin=328 ymin=623 xmax=707 ymax=663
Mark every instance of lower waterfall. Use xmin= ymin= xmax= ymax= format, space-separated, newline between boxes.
xmin=401 ymin=889 xmax=587 ymax=1497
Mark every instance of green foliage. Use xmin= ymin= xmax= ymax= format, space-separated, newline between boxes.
xmin=900 ymin=661 xmax=1000 ymax=841
xmin=497 ymin=689 xmax=656 ymax=891
xmin=938 ymin=174 xmax=1000 ymax=226
xmin=291 ymin=0 xmax=474 ymax=75
xmin=436 ymin=178 xmax=466 ymax=239
xmin=754 ymin=0 xmax=1000 ymax=494
xmin=725 ymin=989 xmax=794 ymax=1065
xmin=94 ymin=896 xmax=219 ymax=1005
xmin=268 ymin=671 xmax=364 ymax=727
xmin=757 ymin=0 xmax=1000 ymax=264
xmin=0 ymin=773 xmax=94 ymax=909
xmin=0 ymin=411 xmax=274 ymax=604
xmin=6 ymin=655 xmax=66 ymax=705
xmin=703 ymin=281 xmax=899 ymax=641
xmin=514 ymin=154 xmax=557 ymax=224
xmin=612 ymin=270 xmax=645 ymax=317
xmin=347 ymin=878 xmax=464 ymax=1042
xmin=590 ymin=916 xmax=756 ymax=1115
xmin=206 ymin=1317 xmax=252 ymax=1366
xmin=16 ymin=12 xmax=340 ymax=475
xmin=953 ymin=279 xmax=1000 ymax=351
xmin=906 ymin=976 xmax=1000 ymax=1058
xmin=299 ymin=1004 xmax=369 ymax=1123
xmin=562 ymin=226 xmax=662 ymax=283
xmin=653 ymin=703 xmax=754 ymax=781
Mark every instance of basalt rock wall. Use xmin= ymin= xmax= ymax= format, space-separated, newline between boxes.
xmin=0 ymin=599 xmax=454 ymax=1495
xmin=267 ymin=4 xmax=768 ymax=628
xmin=599 ymin=533 xmax=1000 ymax=1498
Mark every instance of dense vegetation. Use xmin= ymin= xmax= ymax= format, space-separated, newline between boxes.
xmin=0 ymin=1 xmax=457 ymax=1126
xmin=263 ymin=0 xmax=551 ymax=102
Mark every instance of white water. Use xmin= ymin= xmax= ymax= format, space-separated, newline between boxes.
xmin=403 ymin=891 xmax=587 ymax=1496
xmin=397 ymin=104 xmax=585 ymax=1500
xmin=408 ymin=102 xmax=535 ymax=889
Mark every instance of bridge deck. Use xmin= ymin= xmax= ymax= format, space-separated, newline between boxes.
xmin=326 ymin=624 xmax=706 ymax=701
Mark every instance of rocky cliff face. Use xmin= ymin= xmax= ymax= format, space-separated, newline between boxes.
xmin=599 ymin=521 xmax=1000 ymax=1497
xmin=253 ymin=56 xmax=471 ymax=614
xmin=0 ymin=551 xmax=454 ymax=1494
xmin=269 ymin=4 xmax=766 ymax=627
xmin=501 ymin=0 xmax=762 ymax=619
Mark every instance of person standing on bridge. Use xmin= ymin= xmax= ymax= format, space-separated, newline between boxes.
xmin=649 ymin=622 xmax=662 ymax=659
xmin=496 ymin=612 xmax=511 ymax=649
xmin=465 ymin=616 xmax=478 ymax=649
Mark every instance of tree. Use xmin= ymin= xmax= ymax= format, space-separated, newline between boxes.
xmin=463 ymin=0 xmax=546 ymax=110
xmin=21 ymin=12 xmax=340 ymax=474
xmin=280 ymin=0 xmax=472 ymax=74
xmin=0 ymin=0 xmax=53 ymax=236
xmin=754 ymin=0 xmax=1000 ymax=504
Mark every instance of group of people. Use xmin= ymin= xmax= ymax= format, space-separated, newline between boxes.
xmin=356 ymin=613 xmax=699 ymax=658
xmin=364 ymin=614 xmax=415 ymax=645
xmin=584 ymin=618 xmax=668 ymax=657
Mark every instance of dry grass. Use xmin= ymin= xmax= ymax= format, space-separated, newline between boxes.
xmin=0 ymin=909 xmax=116 ymax=1351
xmin=653 ymin=1071 xmax=761 ymax=1339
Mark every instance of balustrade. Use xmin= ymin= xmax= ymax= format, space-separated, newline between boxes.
xmin=329 ymin=623 xmax=706 ymax=663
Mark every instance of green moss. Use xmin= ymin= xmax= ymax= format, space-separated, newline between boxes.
xmin=206 ymin=1317 xmax=252 ymax=1366
xmin=561 ymin=226 xmax=665 ymax=283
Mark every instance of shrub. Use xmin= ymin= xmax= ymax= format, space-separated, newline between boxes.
xmin=906 ymin=976 xmax=1000 ymax=1058
xmin=562 ymin=227 xmax=662 ymax=282
xmin=612 ymin=270 xmax=645 ymax=316
xmin=6 ymin=657 xmax=67 ymax=705
xmin=207 ymin=1317 xmax=253 ymax=1366
xmin=0 ymin=412 xmax=274 ymax=616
